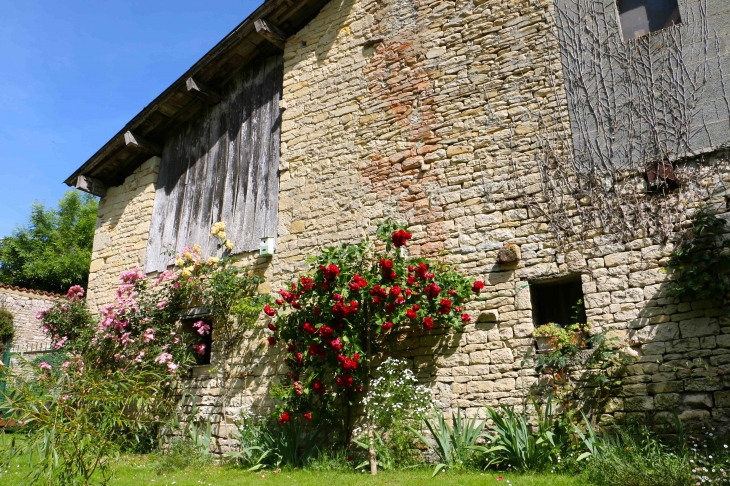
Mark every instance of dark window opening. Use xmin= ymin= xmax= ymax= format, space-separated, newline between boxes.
xmin=182 ymin=319 xmax=213 ymax=366
xmin=618 ymin=0 xmax=681 ymax=41
xmin=530 ymin=276 xmax=587 ymax=327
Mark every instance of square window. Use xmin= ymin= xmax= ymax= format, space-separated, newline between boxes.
xmin=182 ymin=319 xmax=213 ymax=366
xmin=617 ymin=0 xmax=681 ymax=41
xmin=529 ymin=276 xmax=587 ymax=327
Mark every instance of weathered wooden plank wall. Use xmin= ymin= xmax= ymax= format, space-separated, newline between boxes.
xmin=145 ymin=55 xmax=283 ymax=273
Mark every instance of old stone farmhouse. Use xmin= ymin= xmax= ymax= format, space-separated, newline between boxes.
xmin=65 ymin=0 xmax=730 ymax=446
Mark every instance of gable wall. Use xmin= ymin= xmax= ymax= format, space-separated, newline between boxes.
xmin=85 ymin=0 xmax=730 ymax=450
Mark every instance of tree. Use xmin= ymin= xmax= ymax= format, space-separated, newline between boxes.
xmin=0 ymin=190 xmax=98 ymax=293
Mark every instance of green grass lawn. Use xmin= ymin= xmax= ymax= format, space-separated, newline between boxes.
xmin=111 ymin=462 xmax=583 ymax=486
xmin=0 ymin=454 xmax=584 ymax=486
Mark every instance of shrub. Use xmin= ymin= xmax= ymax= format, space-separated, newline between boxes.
xmin=361 ymin=358 xmax=431 ymax=465
xmin=0 ymin=309 xmax=14 ymax=343
xmin=2 ymin=361 xmax=173 ymax=486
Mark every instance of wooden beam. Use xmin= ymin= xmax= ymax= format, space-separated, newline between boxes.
xmin=185 ymin=77 xmax=221 ymax=106
xmin=124 ymin=131 xmax=162 ymax=156
xmin=75 ymin=175 xmax=107 ymax=197
xmin=254 ymin=18 xmax=286 ymax=50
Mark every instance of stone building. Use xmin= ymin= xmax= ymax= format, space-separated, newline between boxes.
xmin=65 ymin=0 xmax=730 ymax=445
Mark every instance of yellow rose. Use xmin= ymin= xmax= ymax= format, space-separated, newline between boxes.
xmin=206 ymin=257 xmax=220 ymax=265
xmin=181 ymin=268 xmax=192 ymax=279
xmin=217 ymin=232 xmax=226 ymax=240
xmin=183 ymin=251 xmax=193 ymax=260
xmin=175 ymin=257 xmax=185 ymax=267
xmin=225 ymin=240 xmax=233 ymax=250
xmin=193 ymin=244 xmax=201 ymax=254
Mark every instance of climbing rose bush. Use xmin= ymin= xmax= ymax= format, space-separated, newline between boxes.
xmin=267 ymin=221 xmax=485 ymax=430
xmin=35 ymin=222 xmax=263 ymax=379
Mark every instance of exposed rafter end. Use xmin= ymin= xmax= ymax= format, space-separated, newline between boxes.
xmin=124 ymin=131 xmax=162 ymax=156
xmin=186 ymin=77 xmax=221 ymax=106
xmin=254 ymin=18 xmax=287 ymax=51
xmin=76 ymin=175 xmax=107 ymax=197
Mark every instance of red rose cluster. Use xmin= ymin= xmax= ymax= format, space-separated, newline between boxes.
xmin=268 ymin=226 xmax=488 ymax=424
xmin=391 ymin=229 xmax=413 ymax=248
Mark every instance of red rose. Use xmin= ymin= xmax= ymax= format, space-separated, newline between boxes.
xmin=335 ymin=375 xmax=354 ymax=388
xmin=369 ymin=285 xmax=388 ymax=299
xmin=406 ymin=309 xmax=417 ymax=320
xmin=275 ymin=299 xmax=284 ymax=306
xmin=389 ymin=286 xmax=402 ymax=296
xmin=461 ymin=313 xmax=471 ymax=323
xmin=267 ymin=336 xmax=277 ymax=345
xmin=313 ymin=380 xmax=325 ymax=394
xmin=333 ymin=293 xmax=344 ymax=301
xmin=438 ymin=298 xmax=452 ymax=315
xmin=304 ymin=412 xmax=312 ymax=420
xmin=385 ymin=303 xmax=396 ymax=313
xmin=287 ymin=345 xmax=296 ymax=352
xmin=330 ymin=338 xmax=344 ymax=351
xmin=320 ymin=264 xmax=340 ymax=280
xmin=349 ymin=274 xmax=368 ymax=292
xmin=407 ymin=275 xmax=416 ymax=285
xmin=416 ymin=262 xmax=429 ymax=279
xmin=268 ymin=323 xmax=278 ymax=331
xmin=472 ymin=280 xmax=485 ymax=293
xmin=264 ymin=305 xmax=276 ymax=316
xmin=278 ymin=411 xmax=291 ymax=424
xmin=347 ymin=456 xmax=354 ymax=461
xmin=319 ymin=325 xmax=334 ymax=338
xmin=355 ymin=385 xmax=363 ymax=392
xmin=303 ymin=322 xmax=316 ymax=334
xmin=422 ymin=316 xmax=434 ymax=330
xmin=293 ymin=382 xmax=303 ymax=395
xmin=308 ymin=344 xmax=321 ymax=356
xmin=299 ymin=277 xmax=316 ymax=292
xmin=391 ymin=229 xmax=413 ymax=248
xmin=382 ymin=321 xmax=393 ymax=331
xmin=353 ymin=353 xmax=360 ymax=361
xmin=395 ymin=296 xmax=405 ymax=305
xmin=314 ymin=306 xmax=321 ymax=316
xmin=291 ymin=301 xmax=301 ymax=309
xmin=413 ymin=304 xmax=420 ymax=311
xmin=379 ymin=258 xmax=394 ymax=270
xmin=424 ymin=283 xmax=441 ymax=299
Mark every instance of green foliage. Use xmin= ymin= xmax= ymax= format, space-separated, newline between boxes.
xmin=531 ymin=311 xmax=631 ymax=413
xmin=0 ymin=190 xmax=97 ymax=293
xmin=154 ymin=405 xmax=213 ymax=474
xmin=668 ymin=205 xmax=730 ymax=306
xmin=226 ymin=413 xmax=320 ymax=470
xmin=0 ymin=309 xmax=14 ymax=343
xmin=1 ymin=361 xmax=173 ymax=486
xmin=475 ymin=400 xmax=563 ymax=472
xmin=30 ymin=351 xmax=68 ymax=371
xmin=583 ymin=427 xmax=691 ymax=486
xmin=411 ymin=409 xmax=485 ymax=476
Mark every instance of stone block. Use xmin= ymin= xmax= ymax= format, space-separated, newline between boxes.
xmin=679 ymin=318 xmax=719 ymax=338
xmin=490 ymin=348 xmax=514 ymax=364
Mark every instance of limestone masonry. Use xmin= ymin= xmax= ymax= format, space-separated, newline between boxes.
xmin=83 ymin=0 xmax=730 ymax=450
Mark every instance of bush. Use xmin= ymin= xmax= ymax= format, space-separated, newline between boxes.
xmin=0 ymin=309 xmax=13 ymax=343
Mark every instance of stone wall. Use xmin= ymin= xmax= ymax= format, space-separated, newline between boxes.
xmin=0 ymin=284 xmax=60 ymax=350
xmin=87 ymin=156 xmax=161 ymax=312
xmin=83 ymin=0 xmax=730 ymax=449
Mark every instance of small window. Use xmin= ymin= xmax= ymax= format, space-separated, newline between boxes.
xmin=530 ymin=276 xmax=587 ymax=327
xmin=618 ymin=0 xmax=681 ymax=41
xmin=182 ymin=319 xmax=213 ymax=366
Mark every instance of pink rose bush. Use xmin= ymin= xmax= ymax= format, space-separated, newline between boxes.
xmin=33 ymin=222 xmax=264 ymax=381
xmin=268 ymin=221 xmax=485 ymax=428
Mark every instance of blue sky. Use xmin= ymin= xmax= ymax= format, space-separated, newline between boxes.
xmin=0 ymin=0 xmax=260 ymax=237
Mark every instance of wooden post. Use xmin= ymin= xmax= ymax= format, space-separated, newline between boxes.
xmin=254 ymin=18 xmax=287 ymax=50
